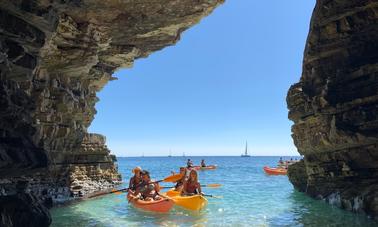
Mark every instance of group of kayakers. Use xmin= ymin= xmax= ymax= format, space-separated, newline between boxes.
xmin=186 ymin=158 xmax=207 ymax=168
xmin=172 ymin=166 xmax=203 ymax=195
xmin=278 ymin=157 xmax=300 ymax=169
xmin=128 ymin=167 xmax=164 ymax=201
xmin=128 ymin=165 xmax=203 ymax=202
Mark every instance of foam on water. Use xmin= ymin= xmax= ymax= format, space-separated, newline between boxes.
xmin=51 ymin=156 xmax=376 ymax=226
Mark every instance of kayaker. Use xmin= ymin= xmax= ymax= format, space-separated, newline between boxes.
xmin=128 ymin=166 xmax=142 ymax=191
xmin=187 ymin=159 xmax=193 ymax=168
xmin=200 ymin=159 xmax=206 ymax=167
xmin=174 ymin=167 xmax=187 ymax=192
xmin=182 ymin=170 xmax=202 ymax=196
xmin=134 ymin=170 xmax=162 ymax=201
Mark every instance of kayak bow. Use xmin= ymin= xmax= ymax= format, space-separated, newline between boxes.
xmin=263 ymin=166 xmax=287 ymax=175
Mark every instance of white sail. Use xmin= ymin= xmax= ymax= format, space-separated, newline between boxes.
xmin=241 ymin=141 xmax=251 ymax=157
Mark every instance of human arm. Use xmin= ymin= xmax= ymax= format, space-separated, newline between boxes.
xmin=197 ymin=182 xmax=202 ymax=194
xmin=128 ymin=177 xmax=134 ymax=189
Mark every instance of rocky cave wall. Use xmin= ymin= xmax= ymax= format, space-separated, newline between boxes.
xmin=0 ymin=0 xmax=224 ymax=226
xmin=287 ymin=0 xmax=378 ymax=220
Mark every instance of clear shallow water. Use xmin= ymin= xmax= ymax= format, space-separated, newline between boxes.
xmin=51 ymin=156 xmax=376 ymax=226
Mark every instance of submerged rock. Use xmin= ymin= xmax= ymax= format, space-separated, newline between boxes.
xmin=287 ymin=0 xmax=378 ymax=220
xmin=0 ymin=0 xmax=224 ymax=225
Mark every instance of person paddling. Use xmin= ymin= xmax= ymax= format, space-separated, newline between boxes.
xmin=128 ymin=166 xmax=142 ymax=192
xmin=182 ymin=170 xmax=202 ymax=196
xmin=132 ymin=170 xmax=162 ymax=201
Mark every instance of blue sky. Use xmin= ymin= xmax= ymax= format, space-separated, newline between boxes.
xmin=89 ymin=0 xmax=316 ymax=157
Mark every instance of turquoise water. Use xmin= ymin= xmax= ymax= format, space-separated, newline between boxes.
xmin=51 ymin=156 xmax=376 ymax=226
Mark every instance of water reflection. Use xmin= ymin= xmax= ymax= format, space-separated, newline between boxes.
xmin=267 ymin=191 xmax=376 ymax=227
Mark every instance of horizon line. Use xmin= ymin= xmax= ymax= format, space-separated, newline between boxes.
xmin=116 ymin=155 xmax=302 ymax=158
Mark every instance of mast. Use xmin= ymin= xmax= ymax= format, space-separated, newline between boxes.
xmin=245 ymin=141 xmax=248 ymax=155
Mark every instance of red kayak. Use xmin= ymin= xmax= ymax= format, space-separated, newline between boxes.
xmin=263 ymin=166 xmax=287 ymax=175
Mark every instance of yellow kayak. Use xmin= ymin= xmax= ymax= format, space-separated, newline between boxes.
xmin=163 ymin=189 xmax=208 ymax=211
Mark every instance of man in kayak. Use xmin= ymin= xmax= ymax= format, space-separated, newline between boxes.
xmin=187 ymin=159 xmax=193 ymax=168
xmin=200 ymin=159 xmax=206 ymax=167
xmin=128 ymin=166 xmax=142 ymax=192
xmin=182 ymin=170 xmax=203 ymax=196
xmin=173 ymin=167 xmax=187 ymax=192
xmin=133 ymin=170 xmax=162 ymax=201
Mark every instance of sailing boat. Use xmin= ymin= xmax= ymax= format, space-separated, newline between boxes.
xmin=168 ymin=149 xmax=172 ymax=157
xmin=241 ymin=141 xmax=251 ymax=157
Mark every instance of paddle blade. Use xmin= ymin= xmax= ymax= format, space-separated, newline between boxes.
xmin=203 ymin=184 xmax=222 ymax=188
xmin=112 ymin=189 xmax=124 ymax=195
xmin=163 ymin=173 xmax=183 ymax=182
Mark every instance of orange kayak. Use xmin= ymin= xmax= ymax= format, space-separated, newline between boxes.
xmin=192 ymin=165 xmax=217 ymax=170
xmin=127 ymin=193 xmax=174 ymax=213
xmin=263 ymin=166 xmax=287 ymax=175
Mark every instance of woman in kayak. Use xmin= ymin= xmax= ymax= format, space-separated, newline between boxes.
xmin=128 ymin=166 xmax=142 ymax=191
xmin=182 ymin=170 xmax=202 ymax=196
xmin=133 ymin=170 xmax=162 ymax=201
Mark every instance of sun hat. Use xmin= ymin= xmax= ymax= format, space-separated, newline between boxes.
xmin=132 ymin=166 xmax=142 ymax=173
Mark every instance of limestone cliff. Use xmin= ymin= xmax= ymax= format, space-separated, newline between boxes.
xmin=0 ymin=0 xmax=223 ymax=226
xmin=287 ymin=0 xmax=378 ymax=220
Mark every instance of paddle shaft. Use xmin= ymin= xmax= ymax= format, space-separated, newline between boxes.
xmin=88 ymin=179 xmax=169 ymax=198
xmin=88 ymin=187 xmax=129 ymax=198
xmin=160 ymin=184 xmax=221 ymax=189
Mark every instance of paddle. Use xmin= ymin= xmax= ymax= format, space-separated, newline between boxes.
xmin=160 ymin=183 xmax=222 ymax=189
xmin=203 ymin=194 xmax=223 ymax=198
xmin=156 ymin=173 xmax=183 ymax=183
xmin=88 ymin=173 xmax=184 ymax=198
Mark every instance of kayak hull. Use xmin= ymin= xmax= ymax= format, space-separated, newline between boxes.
xmin=192 ymin=165 xmax=217 ymax=171
xmin=263 ymin=166 xmax=287 ymax=175
xmin=127 ymin=193 xmax=174 ymax=213
xmin=164 ymin=189 xmax=208 ymax=211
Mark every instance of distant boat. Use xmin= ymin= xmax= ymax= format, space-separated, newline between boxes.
xmin=142 ymin=152 xmax=144 ymax=158
xmin=183 ymin=152 xmax=186 ymax=157
xmin=241 ymin=141 xmax=251 ymax=157
xmin=168 ymin=149 xmax=172 ymax=157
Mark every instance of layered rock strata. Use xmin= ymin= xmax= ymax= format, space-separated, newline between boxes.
xmin=287 ymin=0 xmax=378 ymax=220
xmin=0 ymin=0 xmax=224 ymax=226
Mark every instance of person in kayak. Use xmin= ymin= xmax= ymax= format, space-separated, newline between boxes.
xmin=133 ymin=170 xmax=162 ymax=201
xmin=187 ymin=159 xmax=193 ymax=168
xmin=200 ymin=159 xmax=206 ymax=167
xmin=173 ymin=167 xmax=187 ymax=192
xmin=128 ymin=166 xmax=142 ymax=191
xmin=182 ymin=170 xmax=203 ymax=196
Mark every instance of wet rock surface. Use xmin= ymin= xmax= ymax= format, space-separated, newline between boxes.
xmin=0 ymin=0 xmax=223 ymax=226
xmin=287 ymin=0 xmax=378 ymax=220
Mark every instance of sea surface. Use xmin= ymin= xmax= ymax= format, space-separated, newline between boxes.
xmin=51 ymin=156 xmax=376 ymax=226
